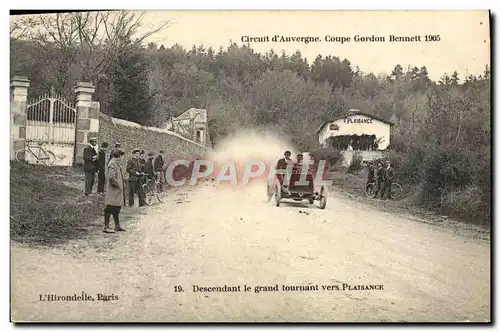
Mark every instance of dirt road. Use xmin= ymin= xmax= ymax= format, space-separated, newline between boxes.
xmin=11 ymin=182 xmax=490 ymax=322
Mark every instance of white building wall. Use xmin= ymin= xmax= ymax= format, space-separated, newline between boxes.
xmin=319 ymin=114 xmax=391 ymax=150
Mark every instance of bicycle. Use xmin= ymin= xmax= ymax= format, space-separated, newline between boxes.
xmin=139 ymin=173 xmax=164 ymax=205
xmin=365 ymin=179 xmax=403 ymax=200
xmin=15 ymin=143 xmax=56 ymax=166
xmin=153 ymin=171 xmax=166 ymax=201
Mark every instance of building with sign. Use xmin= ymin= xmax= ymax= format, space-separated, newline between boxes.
xmin=316 ymin=109 xmax=394 ymax=165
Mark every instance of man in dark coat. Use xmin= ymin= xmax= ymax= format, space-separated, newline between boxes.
xmin=154 ymin=150 xmax=166 ymax=184
xmin=139 ymin=150 xmax=146 ymax=172
xmin=83 ymin=137 xmax=98 ymax=196
xmin=126 ymin=149 xmax=146 ymax=207
xmin=382 ymin=161 xmax=395 ymax=200
xmin=366 ymin=162 xmax=375 ymax=184
xmin=365 ymin=161 xmax=375 ymax=194
xmin=97 ymin=142 xmax=109 ymax=195
xmin=373 ymin=161 xmax=385 ymax=199
xmin=144 ymin=152 xmax=155 ymax=182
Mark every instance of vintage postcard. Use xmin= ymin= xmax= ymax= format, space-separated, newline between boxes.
xmin=9 ymin=10 xmax=491 ymax=323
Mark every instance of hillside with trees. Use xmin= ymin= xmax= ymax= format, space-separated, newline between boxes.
xmin=10 ymin=12 xmax=491 ymax=225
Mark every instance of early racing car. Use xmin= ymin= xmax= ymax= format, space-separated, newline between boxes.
xmin=266 ymin=159 xmax=327 ymax=209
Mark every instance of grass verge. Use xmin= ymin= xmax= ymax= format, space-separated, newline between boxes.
xmin=10 ymin=162 xmax=104 ymax=246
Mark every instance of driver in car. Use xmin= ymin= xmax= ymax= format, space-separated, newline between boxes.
xmin=296 ymin=153 xmax=304 ymax=164
xmin=275 ymin=151 xmax=294 ymax=194
xmin=276 ymin=150 xmax=293 ymax=169
xmin=295 ymin=152 xmax=312 ymax=178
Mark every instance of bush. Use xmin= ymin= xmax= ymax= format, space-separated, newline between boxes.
xmin=420 ymin=148 xmax=473 ymax=206
xmin=309 ymin=147 xmax=343 ymax=168
xmin=392 ymin=147 xmax=425 ymax=185
xmin=347 ymin=152 xmax=363 ymax=174
xmin=441 ymin=185 xmax=489 ymax=225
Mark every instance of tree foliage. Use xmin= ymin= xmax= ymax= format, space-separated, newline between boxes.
xmin=107 ymin=43 xmax=153 ymax=125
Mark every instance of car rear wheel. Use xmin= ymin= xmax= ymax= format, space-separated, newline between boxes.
xmin=275 ymin=184 xmax=281 ymax=207
xmin=266 ymin=183 xmax=273 ymax=202
xmin=318 ymin=187 xmax=327 ymax=209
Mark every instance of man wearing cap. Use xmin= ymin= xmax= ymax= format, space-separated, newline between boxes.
xmin=97 ymin=142 xmax=109 ymax=195
xmin=139 ymin=150 xmax=146 ymax=172
xmin=126 ymin=149 xmax=146 ymax=207
xmin=83 ymin=137 xmax=98 ymax=196
xmin=296 ymin=153 xmax=304 ymax=165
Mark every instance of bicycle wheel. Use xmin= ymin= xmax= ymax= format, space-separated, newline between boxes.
xmin=365 ymin=182 xmax=377 ymax=198
xmin=155 ymin=182 xmax=165 ymax=203
xmin=40 ymin=151 xmax=56 ymax=166
xmin=142 ymin=184 xmax=154 ymax=205
xmin=390 ymin=182 xmax=403 ymax=200
xmin=15 ymin=149 xmax=28 ymax=163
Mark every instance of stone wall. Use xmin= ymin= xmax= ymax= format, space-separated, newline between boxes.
xmin=98 ymin=113 xmax=208 ymax=171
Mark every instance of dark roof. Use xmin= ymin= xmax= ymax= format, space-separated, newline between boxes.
xmin=316 ymin=110 xmax=395 ymax=134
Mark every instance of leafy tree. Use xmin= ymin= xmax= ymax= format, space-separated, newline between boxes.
xmin=107 ymin=44 xmax=153 ymax=125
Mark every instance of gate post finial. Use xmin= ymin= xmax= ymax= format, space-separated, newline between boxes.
xmin=11 ymin=76 xmax=30 ymax=161
xmin=74 ymin=82 xmax=95 ymax=107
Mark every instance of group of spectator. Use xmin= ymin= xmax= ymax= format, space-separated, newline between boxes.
xmin=366 ymin=160 xmax=395 ymax=199
xmin=82 ymin=137 xmax=167 ymax=233
xmin=125 ymin=148 xmax=166 ymax=207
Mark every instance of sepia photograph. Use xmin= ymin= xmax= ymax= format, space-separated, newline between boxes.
xmin=9 ymin=9 xmax=491 ymax=323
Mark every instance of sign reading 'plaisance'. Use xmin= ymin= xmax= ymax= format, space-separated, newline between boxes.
xmin=344 ymin=117 xmax=373 ymax=124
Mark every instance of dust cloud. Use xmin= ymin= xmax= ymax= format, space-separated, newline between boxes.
xmin=204 ymin=129 xmax=297 ymax=186
xmin=208 ymin=129 xmax=296 ymax=163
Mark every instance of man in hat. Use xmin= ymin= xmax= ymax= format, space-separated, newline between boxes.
xmin=109 ymin=142 xmax=121 ymax=164
xmin=83 ymin=137 xmax=98 ymax=196
xmin=126 ymin=149 xmax=146 ymax=207
xmin=97 ymin=142 xmax=109 ymax=195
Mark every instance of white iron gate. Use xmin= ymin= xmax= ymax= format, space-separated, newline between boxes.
xmin=26 ymin=87 xmax=77 ymax=166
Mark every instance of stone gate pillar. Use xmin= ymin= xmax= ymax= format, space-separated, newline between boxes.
xmin=10 ymin=76 xmax=30 ymax=161
xmin=74 ymin=82 xmax=99 ymax=165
